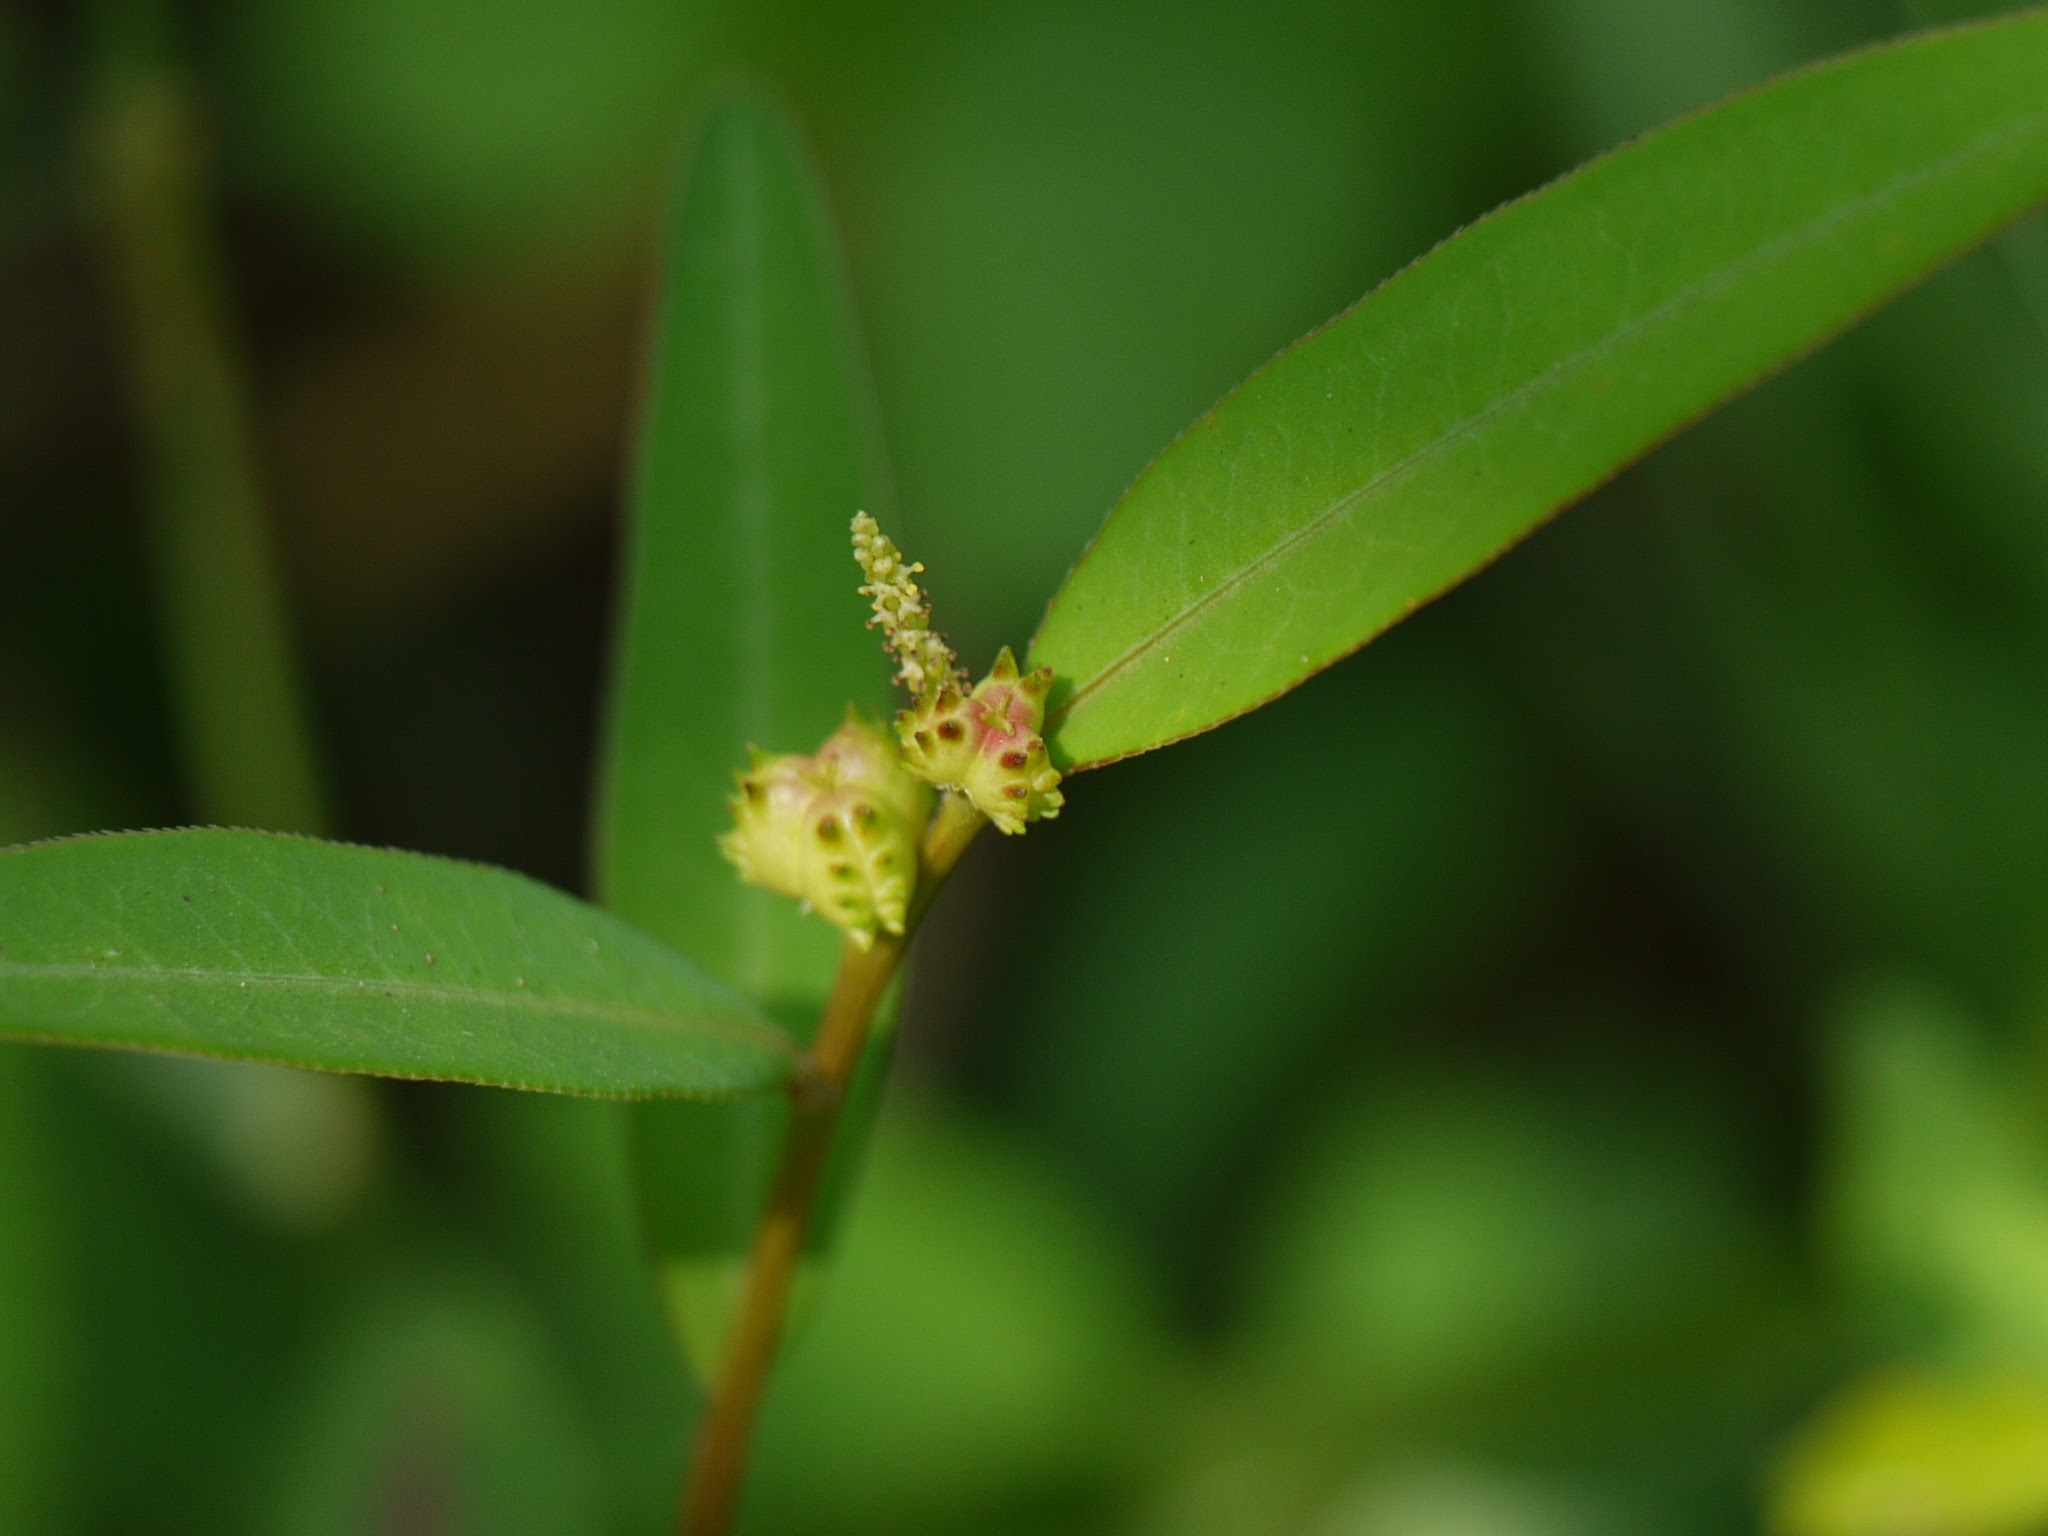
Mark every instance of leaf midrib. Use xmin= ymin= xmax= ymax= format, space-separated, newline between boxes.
xmin=1045 ymin=99 xmax=2048 ymax=733
xmin=0 ymin=959 xmax=799 ymax=1056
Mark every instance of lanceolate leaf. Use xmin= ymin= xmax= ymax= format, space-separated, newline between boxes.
xmin=594 ymin=92 xmax=891 ymax=1003
xmin=590 ymin=93 xmax=897 ymax=1378
xmin=0 ymin=830 xmax=798 ymax=1098
xmin=1031 ymin=10 xmax=2048 ymax=769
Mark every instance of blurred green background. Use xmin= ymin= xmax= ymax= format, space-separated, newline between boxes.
xmin=7 ymin=0 xmax=2048 ymax=1531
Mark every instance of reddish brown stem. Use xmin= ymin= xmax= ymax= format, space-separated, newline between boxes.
xmin=679 ymin=792 xmax=986 ymax=1536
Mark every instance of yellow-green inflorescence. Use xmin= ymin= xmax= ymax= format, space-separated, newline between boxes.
xmin=720 ymin=515 xmax=1063 ymax=949
xmin=850 ymin=511 xmax=965 ymax=701
xmin=719 ymin=711 xmax=933 ymax=951
xmin=851 ymin=513 xmax=1063 ymax=836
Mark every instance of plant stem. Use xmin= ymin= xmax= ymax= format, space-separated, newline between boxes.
xmin=679 ymin=791 xmax=987 ymax=1536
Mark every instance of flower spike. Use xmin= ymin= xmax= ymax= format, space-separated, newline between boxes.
xmin=845 ymin=513 xmax=1062 ymax=835
xmin=852 ymin=512 xmax=964 ymax=701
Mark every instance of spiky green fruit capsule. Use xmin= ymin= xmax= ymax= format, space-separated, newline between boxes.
xmin=718 ymin=748 xmax=819 ymax=900
xmin=719 ymin=713 xmax=934 ymax=950
xmin=897 ymin=647 xmax=1063 ymax=835
xmin=893 ymin=682 xmax=975 ymax=783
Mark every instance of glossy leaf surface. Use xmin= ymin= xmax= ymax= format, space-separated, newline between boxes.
xmin=589 ymin=93 xmax=896 ymax=1378
xmin=1032 ymin=11 xmax=2048 ymax=768
xmin=0 ymin=830 xmax=797 ymax=1098
xmin=593 ymin=93 xmax=890 ymax=1004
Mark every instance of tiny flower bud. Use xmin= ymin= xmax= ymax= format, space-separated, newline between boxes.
xmin=895 ymin=646 xmax=1063 ymax=834
xmin=719 ymin=712 xmax=934 ymax=949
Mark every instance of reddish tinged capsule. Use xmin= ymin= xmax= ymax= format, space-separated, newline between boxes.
xmin=896 ymin=647 xmax=1063 ymax=835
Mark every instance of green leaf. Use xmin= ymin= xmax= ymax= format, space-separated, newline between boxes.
xmin=1031 ymin=11 xmax=2048 ymax=769
xmin=0 ymin=829 xmax=797 ymax=1098
xmin=267 ymin=1274 xmax=608 ymax=1536
xmin=589 ymin=92 xmax=896 ymax=1378
xmin=1772 ymin=1373 xmax=2048 ymax=1536
xmin=593 ymin=91 xmax=891 ymax=1001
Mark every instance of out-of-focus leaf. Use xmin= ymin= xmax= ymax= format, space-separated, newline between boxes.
xmin=1033 ymin=11 xmax=2048 ymax=769
xmin=0 ymin=829 xmax=796 ymax=1098
xmin=41 ymin=1048 xmax=303 ymax=1531
xmin=1821 ymin=977 xmax=2048 ymax=1362
xmin=447 ymin=1088 xmax=693 ymax=1536
xmin=742 ymin=1095 xmax=1164 ymax=1536
xmin=835 ymin=0 xmax=1532 ymax=651
xmin=1770 ymin=1372 xmax=2048 ymax=1536
xmin=220 ymin=0 xmax=717 ymax=267
xmin=1662 ymin=368 xmax=2048 ymax=1002
xmin=89 ymin=38 xmax=331 ymax=837
xmin=264 ymin=1275 xmax=606 ymax=1536
xmin=1299 ymin=1464 xmax=1616 ymax=1536
xmin=589 ymin=93 xmax=894 ymax=1377
xmin=1012 ymin=634 xmax=1557 ymax=1257
xmin=96 ymin=1052 xmax=382 ymax=1231
xmin=1244 ymin=1059 xmax=1785 ymax=1427
xmin=1480 ymin=325 xmax=2048 ymax=1007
